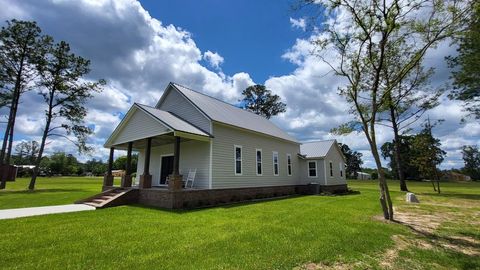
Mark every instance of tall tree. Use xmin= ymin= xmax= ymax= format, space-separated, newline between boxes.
xmin=29 ymin=40 xmax=104 ymax=190
xmin=338 ymin=143 xmax=363 ymax=178
xmin=461 ymin=145 xmax=480 ymax=180
xmin=309 ymin=0 xmax=469 ymax=220
xmin=240 ymin=84 xmax=286 ymax=119
xmin=113 ymin=154 xmax=138 ymax=172
xmin=13 ymin=140 xmax=39 ymax=164
xmin=447 ymin=3 xmax=480 ymax=120
xmin=0 ymin=20 xmax=50 ymax=189
xmin=381 ymin=135 xmax=421 ymax=180
xmin=410 ymin=119 xmax=446 ymax=193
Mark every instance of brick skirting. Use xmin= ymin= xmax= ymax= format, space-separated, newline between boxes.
xmin=134 ymin=183 xmax=348 ymax=209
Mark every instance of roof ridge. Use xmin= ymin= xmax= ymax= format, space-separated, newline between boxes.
xmin=301 ymin=139 xmax=336 ymax=144
xmin=171 ymin=82 xmax=275 ymax=120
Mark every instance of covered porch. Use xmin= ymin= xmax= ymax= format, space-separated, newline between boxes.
xmin=102 ymin=103 xmax=212 ymax=191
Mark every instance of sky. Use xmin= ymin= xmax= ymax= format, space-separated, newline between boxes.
xmin=0 ymin=0 xmax=478 ymax=169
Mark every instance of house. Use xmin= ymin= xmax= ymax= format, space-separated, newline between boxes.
xmin=81 ymin=83 xmax=347 ymax=209
xmin=356 ymin=172 xmax=372 ymax=180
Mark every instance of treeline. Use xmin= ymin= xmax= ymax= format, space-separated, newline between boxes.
xmin=0 ymin=20 xmax=104 ymax=190
xmin=13 ymin=141 xmax=137 ymax=177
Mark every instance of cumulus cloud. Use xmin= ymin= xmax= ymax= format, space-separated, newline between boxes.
xmin=203 ymin=50 xmax=224 ymax=69
xmin=289 ymin=17 xmax=306 ymax=31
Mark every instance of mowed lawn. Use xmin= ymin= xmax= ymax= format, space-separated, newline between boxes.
xmin=0 ymin=178 xmax=479 ymax=269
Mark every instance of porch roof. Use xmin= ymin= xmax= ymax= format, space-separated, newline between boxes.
xmin=104 ymin=103 xmax=211 ymax=149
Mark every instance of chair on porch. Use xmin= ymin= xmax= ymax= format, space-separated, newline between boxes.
xmin=184 ymin=168 xmax=196 ymax=189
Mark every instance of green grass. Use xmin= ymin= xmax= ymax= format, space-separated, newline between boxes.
xmin=0 ymin=178 xmax=479 ymax=269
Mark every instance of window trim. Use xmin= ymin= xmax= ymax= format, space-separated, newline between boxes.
xmin=234 ymin=145 xmax=242 ymax=176
xmin=286 ymin=154 xmax=292 ymax=176
xmin=329 ymin=160 xmax=334 ymax=177
xmin=308 ymin=160 xmax=318 ymax=178
xmin=256 ymin=148 xmax=263 ymax=176
xmin=272 ymin=151 xmax=279 ymax=176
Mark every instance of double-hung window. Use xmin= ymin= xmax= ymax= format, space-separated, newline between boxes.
xmin=308 ymin=161 xmax=317 ymax=177
xmin=234 ymin=145 xmax=242 ymax=175
xmin=287 ymin=154 xmax=292 ymax=176
xmin=329 ymin=161 xmax=333 ymax=177
xmin=339 ymin=162 xmax=343 ymax=177
xmin=256 ymin=149 xmax=262 ymax=176
xmin=273 ymin=151 xmax=279 ymax=176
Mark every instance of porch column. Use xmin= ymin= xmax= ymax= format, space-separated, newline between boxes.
xmin=139 ymin=137 xmax=152 ymax=188
xmin=121 ymin=142 xmax=133 ymax=188
xmin=168 ymin=136 xmax=183 ymax=191
xmin=103 ymin=147 xmax=114 ymax=188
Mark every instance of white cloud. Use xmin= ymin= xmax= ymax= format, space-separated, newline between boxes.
xmin=289 ymin=17 xmax=306 ymax=31
xmin=203 ymin=50 xmax=224 ymax=69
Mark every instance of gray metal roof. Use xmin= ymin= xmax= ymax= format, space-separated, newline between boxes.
xmin=171 ymin=83 xmax=298 ymax=143
xmin=300 ymin=140 xmax=337 ymax=158
xmin=136 ymin=103 xmax=210 ymax=137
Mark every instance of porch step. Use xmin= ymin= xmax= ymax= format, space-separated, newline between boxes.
xmin=75 ymin=188 xmax=138 ymax=209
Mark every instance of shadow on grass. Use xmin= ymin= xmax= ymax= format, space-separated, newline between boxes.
xmin=0 ymin=188 xmax=84 ymax=195
xmin=419 ymin=192 xmax=480 ymax=201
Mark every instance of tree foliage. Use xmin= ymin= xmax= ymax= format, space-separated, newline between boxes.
xmin=240 ymin=84 xmax=286 ymax=119
xmin=113 ymin=154 xmax=138 ymax=172
xmin=29 ymin=40 xmax=104 ymax=190
xmin=309 ymin=0 xmax=469 ymax=220
xmin=461 ymin=145 xmax=480 ymax=180
xmin=13 ymin=140 xmax=39 ymax=165
xmin=338 ymin=143 xmax=363 ymax=178
xmin=447 ymin=3 xmax=480 ymax=120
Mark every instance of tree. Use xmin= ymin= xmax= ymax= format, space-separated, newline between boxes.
xmin=84 ymin=158 xmax=107 ymax=176
xmin=381 ymin=135 xmax=421 ymax=180
xmin=0 ymin=20 xmax=50 ymax=189
xmin=461 ymin=145 xmax=480 ymax=180
xmin=410 ymin=119 xmax=446 ymax=193
xmin=338 ymin=143 xmax=363 ymax=178
xmin=447 ymin=3 xmax=480 ymax=120
xmin=47 ymin=152 xmax=79 ymax=175
xmin=310 ymin=0 xmax=469 ymax=220
xmin=240 ymin=84 xmax=286 ymax=119
xmin=13 ymin=140 xmax=39 ymax=165
xmin=29 ymin=40 xmax=104 ymax=190
xmin=113 ymin=154 xmax=138 ymax=173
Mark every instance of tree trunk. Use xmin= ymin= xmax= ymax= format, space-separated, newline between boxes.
xmin=364 ymin=125 xmax=394 ymax=220
xmin=5 ymin=92 xmax=20 ymax=165
xmin=29 ymin=91 xmax=54 ymax=190
xmin=389 ymin=105 xmax=408 ymax=192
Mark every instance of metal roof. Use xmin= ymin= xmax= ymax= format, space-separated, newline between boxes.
xmin=136 ymin=103 xmax=210 ymax=137
xmin=300 ymin=139 xmax=337 ymax=158
xmin=170 ymin=83 xmax=298 ymax=143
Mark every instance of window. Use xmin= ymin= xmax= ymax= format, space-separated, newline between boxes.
xmin=234 ymin=145 xmax=242 ymax=175
xmin=256 ymin=149 xmax=262 ymax=176
xmin=308 ymin=161 xmax=317 ymax=177
xmin=287 ymin=154 xmax=292 ymax=176
xmin=329 ymin=161 xmax=333 ymax=177
xmin=273 ymin=151 xmax=279 ymax=176
xmin=339 ymin=162 xmax=343 ymax=177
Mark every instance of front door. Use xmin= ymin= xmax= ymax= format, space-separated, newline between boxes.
xmin=160 ymin=156 xmax=174 ymax=185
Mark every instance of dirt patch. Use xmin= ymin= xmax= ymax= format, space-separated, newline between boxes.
xmin=295 ymin=261 xmax=367 ymax=270
xmin=379 ymin=234 xmax=433 ymax=269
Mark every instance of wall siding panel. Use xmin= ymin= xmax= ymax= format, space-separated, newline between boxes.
xmin=211 ymin=123 xmax=301 ymax=188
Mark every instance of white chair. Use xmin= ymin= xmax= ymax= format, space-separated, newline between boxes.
xmin=184 ymin=169 xmax=196 ymax=189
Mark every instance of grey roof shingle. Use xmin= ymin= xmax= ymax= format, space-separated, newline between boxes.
xmin=171 ymin=83 xmax=298 ymax=143
xmin=136 ymin=103 xmax=210 ymax=137
xmin=300 ymin=140 xmax=336 ymax=158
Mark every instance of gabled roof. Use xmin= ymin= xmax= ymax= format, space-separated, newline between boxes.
xmin=104 ymin=103 xmax=210 ymax=147
xmin=300 ymin=139 xmax=346 ymax=161
xmin=157 ymin=83 xmax=298 ymax=143
xmin=136 ymin=104 xmax=210 ymax=137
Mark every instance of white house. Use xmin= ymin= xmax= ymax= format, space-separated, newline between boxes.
xmin=86 ymin=83 xmax=347 ymax=209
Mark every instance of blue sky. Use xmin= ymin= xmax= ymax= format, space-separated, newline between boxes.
xmin=0 ymin=0 xmax=478 ymax=169
xmin=141 ymin=0 xmax=304 ymax=82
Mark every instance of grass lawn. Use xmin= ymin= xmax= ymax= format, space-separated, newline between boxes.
xmin=0 ymin=178 xmax=479 ymax=269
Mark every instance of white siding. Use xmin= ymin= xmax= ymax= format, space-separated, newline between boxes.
xmin=299 ymin=159 xmax=326 ymax=185
xmin=111 ymin=108 xmax=170 ymax=146
xmin=136 ymin=140 xmax=210 ymax=188
xmin=157 ymin=87 xmax=211 ymax=134
xmin=324 ymin=146 xmax=346 ymax=185
xmin=211 ymin=123 xmax=301 ymax=188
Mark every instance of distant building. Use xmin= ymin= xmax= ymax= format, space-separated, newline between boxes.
xmin=442 ymin=171 xmax=471 ymax=181
xmin=356 ymin=172 xmax=371 ymax=180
